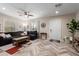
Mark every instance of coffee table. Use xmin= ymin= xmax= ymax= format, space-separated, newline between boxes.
xmin=13 ymin=36 xmax=30 ymax=47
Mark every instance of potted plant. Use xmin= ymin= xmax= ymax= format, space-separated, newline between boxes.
xmin=67 ymin=19 xmax=79 ymax=45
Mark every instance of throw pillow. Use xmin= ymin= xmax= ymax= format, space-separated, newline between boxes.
xmin=5 ymin=34 xmax=12 ymax=38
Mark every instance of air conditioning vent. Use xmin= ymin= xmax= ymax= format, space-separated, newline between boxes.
xmin=55 ymin=3 xmax=63 ymax=8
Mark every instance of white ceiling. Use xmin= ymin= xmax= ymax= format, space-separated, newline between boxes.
xmin=0 ymin=3 xmax=79 ymax=20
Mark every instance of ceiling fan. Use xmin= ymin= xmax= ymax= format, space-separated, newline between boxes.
xmin=17 ymin=9 xmax=33 ymax=18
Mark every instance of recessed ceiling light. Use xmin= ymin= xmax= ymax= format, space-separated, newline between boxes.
xmin=56 ymin=11 xmax=59 ymax=14
xmin=2 ymin=7 xmax=6 ymax=10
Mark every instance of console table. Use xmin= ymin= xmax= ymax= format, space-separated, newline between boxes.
xmin=40 ymin=33 xmax=47 ymax=39
xmin=13 ymin=36 xmax=30 ymax=47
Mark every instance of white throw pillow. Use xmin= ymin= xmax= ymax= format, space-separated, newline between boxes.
xmin=24 ymin=32 xmax=27 ymax=35
xmin=5 ymin=34 xmax=11 ymax=38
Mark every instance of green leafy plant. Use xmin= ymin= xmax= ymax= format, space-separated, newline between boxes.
xmin=67 ymin=19 xmax=79 ymax=44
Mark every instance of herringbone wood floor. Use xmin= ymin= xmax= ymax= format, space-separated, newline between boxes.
xmin=13 ymin=39 xmax=79 ymax=56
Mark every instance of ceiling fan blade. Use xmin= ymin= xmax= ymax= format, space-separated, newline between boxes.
xmin=17 ymin=10 xmax=24 ymax=16
xmin=28 ymin=14 xmax=33 ymax=16
xmin=19 ymin=14 xmax=23 ymax=16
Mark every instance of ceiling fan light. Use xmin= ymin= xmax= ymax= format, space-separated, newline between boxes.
xmin=25 ymin=15 xmax=27 ymax=17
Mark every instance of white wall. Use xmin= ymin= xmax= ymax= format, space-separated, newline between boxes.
xmin=30 ymin=18 xmax=49 ymax=33
xmin=75 ymin=12 xmax=79 ymax=37
xmin=39 ymin=20 xmax=49 ymax=33
xmin=0 ymin=14 xmax=5 ymax=32
xmin=0 ymin=13 xmax=25 ymax=32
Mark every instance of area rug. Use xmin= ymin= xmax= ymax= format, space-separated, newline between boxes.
xmin=6 ymin=46 xmax=21 ymax=55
